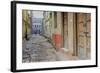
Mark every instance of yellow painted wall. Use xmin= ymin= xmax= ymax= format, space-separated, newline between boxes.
xmin=22 ymin=10 xmax=31 ymax=39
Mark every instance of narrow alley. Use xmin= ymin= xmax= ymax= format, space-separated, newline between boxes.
xmin=22 ymin=10 xmax=91 ymax=63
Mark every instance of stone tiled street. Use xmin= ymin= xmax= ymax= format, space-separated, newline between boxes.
xmin=22 ymin=34 xmax=78 ymax=63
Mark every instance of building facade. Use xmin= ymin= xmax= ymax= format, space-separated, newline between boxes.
xmin=30 ymin=11 xmax=43 ymax=35
xmin=43 ymin=12 xmax=63 ymax=49
xmin=43 ymin=11 xmax=55 ymax=37
xmin=43 ymin=11 xmax=91 ymax=59
xmin=22 ymin=10 xmax=31 ymax=40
